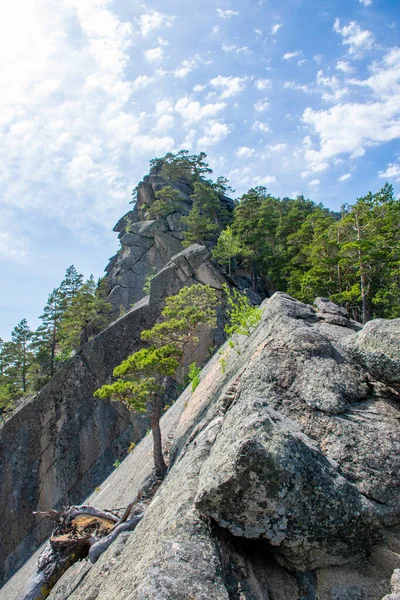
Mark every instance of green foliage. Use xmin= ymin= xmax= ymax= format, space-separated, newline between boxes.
xmin=113 ymin=459 xmax=121 ymax=468
xmin=59 ymin=275 xmax=112 ymax=353
xmin=188 ymin=362 xmax=201 ymax=392
xmin=148 ymin=186 xmax=185 ymax=219
xmin=212 ymin=226 xmax=244 ymax=275
xmin=181 ymin=203 xmax=218 ymax=248
xmin=141 ymin=284 xmax=219 ymax=348
xmin=223 ymin=284 xmax=262 ymax=338
xmin=150 ymin=150 xmax=212 ymax=182
xmin=125 ymin=217 xmax=134 ymax=233
xmin=143 ymin=267 xmax=158 ymax=295
xmin=94 ymin=284 xmax=220 ymax=476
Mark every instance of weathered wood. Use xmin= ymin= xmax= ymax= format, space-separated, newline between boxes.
xmin=89 ymin=514 xmax=143 ymax=563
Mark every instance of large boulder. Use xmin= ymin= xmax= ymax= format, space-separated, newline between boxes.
xmin=341 ymin=318 xmax=400 ymax=391
xmin=195 ymin=400 xmax=380 ymax=570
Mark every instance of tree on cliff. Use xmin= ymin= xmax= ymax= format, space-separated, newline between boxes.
xmin=212 ymin=226 xmax=244 ymax=276
xmin=59 ymin=275 xmax=112 ymax=352
xmin=148 ymin=186 xmax=186 ymax=219
xmin=149 ymin=150 xmax=212 ymax=182
xmin=94 ymin=284 xmax=219 ymax=477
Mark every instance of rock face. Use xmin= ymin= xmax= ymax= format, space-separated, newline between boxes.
xmin=8 ymin=292 xmax=397 ymax=600
xmin=0 ymin=244 xmax=227 ymax=587
xmin=106 ymin=172 xmax=234 ymax=314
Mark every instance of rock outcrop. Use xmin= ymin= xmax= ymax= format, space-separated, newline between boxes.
xmin=0 ymin=244 xmax=227 ymax=587
xmin=106 ymin=172 xmax=234 ymax=314
xmin=5 ymin=293 xmax=398 ymax=600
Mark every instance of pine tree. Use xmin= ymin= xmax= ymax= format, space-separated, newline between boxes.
xmin=181 ymin=203 xmax=218 ymax=248
xmin=59 ymin=276 xmax=112 ymax=352
xmin=94 ymin=284 xmax=219 ymax=478
xmin=212 ymin=226 xmax=243 ymax=276
xmin=60 ymin=265 xmax=84 ymax=306
xmin=9 ymin=319 xmax=33 ymax=393
xmin=148 ymin=186 xmax=185 ymax=219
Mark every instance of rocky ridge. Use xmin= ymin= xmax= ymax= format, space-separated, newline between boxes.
xmin=4 ymin=292 xmax=398 ymax=600
xmin=0 ymin=243 xmax=227 ymax=588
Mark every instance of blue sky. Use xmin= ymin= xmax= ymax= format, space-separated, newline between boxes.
xmin=1 ymin=0 xmax=399 ymax=339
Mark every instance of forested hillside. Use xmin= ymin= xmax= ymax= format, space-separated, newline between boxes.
xmin=1 ymin=150 xmax=399 ymax=417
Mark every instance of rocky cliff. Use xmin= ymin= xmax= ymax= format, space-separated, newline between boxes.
xmin=0 ymin=243 xmax=228 ymax=587
xmin=3 ymin=293 xmax=399 ymax=600
xmin=105 ymin=172 xmax=234 ymax=315
xmin=0 ymin=166 xmax=237 ymax=587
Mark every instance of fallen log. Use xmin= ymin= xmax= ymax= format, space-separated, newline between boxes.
xmin=21 ymin=492 xmax=144 ymax=600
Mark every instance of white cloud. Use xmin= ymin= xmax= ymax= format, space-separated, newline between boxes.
xmin=198 ymin=120 xmax=231 ymax=146
xmin=132 ymin=75 xmax=151 ymax=90
xmin=216 ymin=9 xmax=239 ymax=18
xmin=155 ymin=114 xmax=175 ymax=132
xmin=336 ymin=60 xmax=354 ymax=74
xmin=138 ymin=10 xmax=176 ymax=36
xmin=253 ymin=175 xmax=276 ymax=185
xmin=350 ymin=147 xmax=365 ymax=158
xmin=302 ymin=48 xmax=400 ymax=170
xmin=314 ymin=54 xmax=323 ymax=64
xmin=0 ymin=0 xmax=141 ymax=241
xmin=333 ymin=19 xmax=374 ymax=57
xmin=193 ymin=84 xmax=207 ymax=92
xmin=308 ymin=179 xmax=320 ymax=186
xmin=359 ymin=0 xmax=372 ymax=5
xmin=283 ymin=51 xmax=302 ymax=60
xmin=284 ymin=81 xmax=310 ymax=93
xmin=236 ymin=146 xmax=255 ymax=158
xmin=254 ymin=100 xmax=270 ymax=111
xmin=379 ymin=162 xmax=400 ymax=181
xmin=253 ymin=121 xmax=271 ymax=133
xmin=175 ymin=96 xmax=226 ymax=123
xmin=222 ymin=43 xmax=250 ymax=54
xmin=269 ymin=143 xmax=286 ymax=152
xmin=271 ymin=23 xmax=282 ymax=35
xmin=339 ymin=173 xmax=352 ymax=181
xmin=155 ymin=99 xmax=174 ymax=115
xmin=316 ymin=70 xmax=349 ymax=102
xmin=174 ymin=58 xmax=198 ymax=78
xmin=144 ymin=47 xmax=164 ymax=62
xmin=255 ymin=78 xmax=272 ymax=90
xmin=210 ymin=75 xmax=247 ymax=98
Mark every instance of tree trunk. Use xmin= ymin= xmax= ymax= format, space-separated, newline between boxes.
xmin=150 ymin=395 xmax=167 ymax=478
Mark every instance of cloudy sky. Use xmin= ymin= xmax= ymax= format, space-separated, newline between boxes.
xmin=0 ymin=0 xmax=399 ymax=339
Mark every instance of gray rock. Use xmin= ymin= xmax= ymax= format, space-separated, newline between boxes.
xmin=137 ymin=181 xmax=156 ymax=207
xmin=382 ymin=570 xmax=400 ymax=599
xmin=177 ymin=244 xmax=209 ymax=271
xmin=129 ymin=220 xmax=167 ymax=237
xmin=117 ymin=245 xmax=150 ymax=270
xmin=315 ymin=297 xmax=349 ymax=318
xmin=315 ymin=297 xmax=353 ymax=328
xmin=166 ymin=212 xmax=187 ymax=232
xmin=341 ymin=319 xmax=400 ymax=390
xmin=119 ymin=233 xmax=153 ymax=249
xmin=243 ymin=288 xmax=262 ymax=305
xmin=195 ymin=401 xmax=380 ymax=571
xmin=154 ymin=231 xmax=182 ymax=259
xmin=112 ymin=210 xmax=135 ymax=233
xmin=194 ymin=261 xmax=225 ymax=289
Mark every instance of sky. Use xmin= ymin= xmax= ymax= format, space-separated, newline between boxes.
xmin=0 ymin=0 xmax=399 ymax=339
